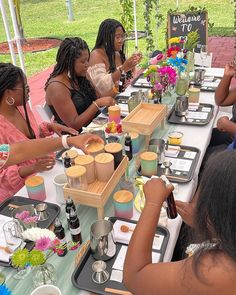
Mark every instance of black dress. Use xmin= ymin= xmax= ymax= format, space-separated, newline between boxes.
xmin=47 ymin=78 xmax=99 ymax=132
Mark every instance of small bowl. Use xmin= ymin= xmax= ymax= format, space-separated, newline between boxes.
xmin=168 ymin=131 xmax=183 ymax=145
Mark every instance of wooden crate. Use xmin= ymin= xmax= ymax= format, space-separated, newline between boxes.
xmin=122 ymin=103 xmax=167 ymax=135
xmin=63 ymin=156 xmax=128 ymax=219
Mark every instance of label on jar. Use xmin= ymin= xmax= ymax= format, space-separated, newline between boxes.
xmin=70 ymin=227 xmax=81 ymax=235
xmin=125 ymin=145 xmax=130 ymax=151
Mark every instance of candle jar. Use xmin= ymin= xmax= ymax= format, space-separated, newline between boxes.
xmin=74 ymin=155 xmax=95 ymax=184
xmin=113 ymin=190 xmax=134 ymax=219
xmin=104 ymin=143 xmax=123 ymax=169
xmin=25 ymin=176 xmax=46 ymax=201
xmin=65 ymin=165 xmax=88 ymax=190
xmin=129 ymin=132 xmax=140 ymax=154
xmin=108 ymin=105 xmax=121 ymax=124
xmin=95 ymin=153 xmax=114 ymax=182
xmin=86 ymin=142 xmax=105 ymax=157
xmin=140 ymin=151 xmax=158 ymax=177
xmin=188 ymin=87 xmax=200 ymax=103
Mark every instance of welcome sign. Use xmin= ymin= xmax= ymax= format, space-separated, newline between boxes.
xmin=167 ymin=10 xmax=208 ymax=52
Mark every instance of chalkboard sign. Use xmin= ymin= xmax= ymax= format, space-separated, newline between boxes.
xmin=167 ymin=11 xmax=208 ymax=52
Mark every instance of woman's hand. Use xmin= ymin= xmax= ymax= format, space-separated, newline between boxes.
xmin=68 ymin=133 xmax=104 ymax=154
xmin=49 ymin=123 xmax=78 ymax=136
xmin=143 ymin=178 xmax=174 ymax=206
xmin=122 ymin=56 xmax=139 ymax=72
xmin=217 ymin=116 xmax=230 ymax=132
xmin=96 ymin=97 xmax=115 ymax=107
xmin=224 ymin=62 xmax=236 ymax=77
xmin=33 ymin=155 xmax=56 ymax=172
xmin=175 ymin=200 xmax=195 ymax=227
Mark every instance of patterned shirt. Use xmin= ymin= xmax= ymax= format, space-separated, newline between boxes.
xmin=0 ymin=144 xmax=9 ymax=169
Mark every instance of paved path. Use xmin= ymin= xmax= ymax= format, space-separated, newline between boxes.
xmin=28 ymin=36 xmax=236 ymax=121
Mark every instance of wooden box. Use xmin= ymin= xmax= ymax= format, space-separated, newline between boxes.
xmin=122 ymin=103 xmax=167 ymax=135
xmin=63 ymin=156 xmax=128 ymax=219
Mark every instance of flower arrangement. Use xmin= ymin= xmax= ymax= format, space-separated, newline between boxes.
xmin=0 ymin=284 xmax=12 ymax=295
xmin=144 ymin=64 xmax=177 ymax=99
xmin=15 ymin=210 xmax=38 ymax=226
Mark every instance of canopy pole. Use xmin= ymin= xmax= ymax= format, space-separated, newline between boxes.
xmin=133 ymin=0 xmax=138 ymax=50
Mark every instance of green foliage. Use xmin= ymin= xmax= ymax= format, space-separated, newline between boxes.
xmin=185 ymin=30 xmax=200 ymax=51
xmin=120 ymin=0 xmax=134 ymax=32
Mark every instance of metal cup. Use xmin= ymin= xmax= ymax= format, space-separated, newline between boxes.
xmin=194 ymin=69 xmax=206 ymax=85
xmin=148 ymin=138 xmax=166 ymax=165
xmin=175 ymin=96 xmax=189 ymax=117
xmin=35 ymin=203 xmax=49 ymax=221
xmin=90 ymin=220 xmax=116 ymax=261
xmin=92 ymin=260 xmax=109 ymax=284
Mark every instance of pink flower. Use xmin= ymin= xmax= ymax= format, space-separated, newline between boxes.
xmin=15 ymin=210 xmax=30 ymax=220
xmin=153 ymin=82 xmax=163 ymax=92
xmin=23 ymin=216 xmax=38 ymax=224
xmin=156 ymin=54 xmax=164 ymax=61
xmin=35 ymin=237 xmax=52 ymax=251
xmin=150 ymin=57 xmax=157 ymax=65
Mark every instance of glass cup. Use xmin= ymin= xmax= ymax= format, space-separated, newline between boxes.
xmin=168 ymin=131 xmax=183 ymax=145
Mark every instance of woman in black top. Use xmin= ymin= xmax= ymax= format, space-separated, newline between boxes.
xmin=45 ymin=37 xmax=115 ymax=132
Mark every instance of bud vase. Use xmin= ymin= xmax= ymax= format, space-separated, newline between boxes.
xmin=32 ymin=263 xmax=56 ymax=288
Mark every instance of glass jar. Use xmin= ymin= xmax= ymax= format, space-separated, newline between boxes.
xmin=32 ymin=263 xmax=56 ymax=288
xmin=175 ymin=72 xmax=189 ymax=96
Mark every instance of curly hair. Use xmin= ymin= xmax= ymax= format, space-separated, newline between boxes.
xmin=0 ymin=63 xmax=35 ymax=139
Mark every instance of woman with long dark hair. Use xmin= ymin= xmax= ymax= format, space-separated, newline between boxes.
xmin=124 ymin=150 xmax=236 ymax=295
xmin=0 ymin=63 xmax=76 ymax=201
xmin=88 ymin=18 xmax=141 ymax=97
xmin=45 ymin=37 xmax=115 ymax=132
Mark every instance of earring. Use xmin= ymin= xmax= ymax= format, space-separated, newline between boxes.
xmin=6 ymin=97 xmax=15 ymax=106
xmin=67 ymin=70 xmax=71 ymax=79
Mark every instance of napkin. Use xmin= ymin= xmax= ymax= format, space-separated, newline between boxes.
xmin=113 ymin=220 xmax=165 ymax=251
xmin=0 ymin=214 xmax=22 ymax=263
xmin=165 ymin=145 xmax=180 ymax=157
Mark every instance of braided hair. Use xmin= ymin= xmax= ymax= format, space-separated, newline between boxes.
xmin=0 ymin=63 xmax=35 ymax=139
xmin=45 ymin=37 xmax=96 ymax=99
xmin=94 ymin=18 xmax=126 ymax=73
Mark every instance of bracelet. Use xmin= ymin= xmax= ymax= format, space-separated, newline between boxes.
xmin=92 ymin=101 xmax=100 ymax=110
xmin=61 ymin=134 xmax=70 ymax=149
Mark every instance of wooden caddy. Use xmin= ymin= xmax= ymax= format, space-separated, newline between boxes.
xmin=122 ymin=103 xmax=167 ymax=146
xmin=63 ymin=156 xmax=128 ymax=219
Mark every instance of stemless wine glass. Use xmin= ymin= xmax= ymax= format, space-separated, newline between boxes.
xmin=200 ymin=45 xmax=208 ymax=68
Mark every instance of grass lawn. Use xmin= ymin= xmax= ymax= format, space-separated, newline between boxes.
xmin=0 ymin=0 xmax=234 ymax=77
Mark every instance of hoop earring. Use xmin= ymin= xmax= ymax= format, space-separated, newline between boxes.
xmin=67 ymin=70 xmax=71 ymax=79
xmin=6 ymin=96 xmax=15 ymax=106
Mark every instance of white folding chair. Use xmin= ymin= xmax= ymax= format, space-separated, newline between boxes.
xmin=194 ymin=52 xmax=213 ymax=68
xmin=35 ymin=103 xmax=53 ymax=123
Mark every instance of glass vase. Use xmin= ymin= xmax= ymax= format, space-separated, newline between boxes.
xmin=186 ymin=51 xmax=195 ymax=73
xmin=175 ymin=73 xmax=189 ymax=96
xmin=32 ymin=263 xmax=56 ymax=288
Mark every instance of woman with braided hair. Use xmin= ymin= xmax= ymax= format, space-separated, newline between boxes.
xmin=88 ymin=18 xmax=142 ymax=97
xmin=0 ymin=63 xmax=77 ymax=201
xmin=45 ymin=37 xmax=115 ymax=132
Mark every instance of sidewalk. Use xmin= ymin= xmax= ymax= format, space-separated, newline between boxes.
xmin=28 ymin=36 xmax=236 ymax=116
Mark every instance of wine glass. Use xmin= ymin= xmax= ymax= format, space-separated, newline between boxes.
xmin=200 ymin=45 xmax=208 ymax=68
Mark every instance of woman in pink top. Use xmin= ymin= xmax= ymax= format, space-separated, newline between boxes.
xmin=0 ymin=63 xmax=77 ymax=201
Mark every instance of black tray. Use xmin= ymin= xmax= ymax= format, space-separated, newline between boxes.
xmin=191 ymin=76 xmax=221 ymax=92
xmin=138 ymin=145 xmax=200 ymax=183
xmin=72 ymin=217 xmax=169 ymax=294
xmin=167 ymin=103 xmax=214 ymax=126
xmin=131 ymin=73 xmax=151 ymax=88
xmin=0 ymin=196 xmax=60 ymax=267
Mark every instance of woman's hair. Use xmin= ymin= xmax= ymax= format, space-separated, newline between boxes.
xmin=193 ymin=150 xmax=236 ymax=272
xmin=94 ymin=18 xmax=126 ymax=73
xmin=45 ymin=37 xmax=96 ymax=98
xmin=0 ymin=63 xmax=35 ymax=139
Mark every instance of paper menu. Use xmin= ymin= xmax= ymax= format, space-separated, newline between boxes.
xmin=163 ymin=157 xmax=192 ymax=172
xmin=186 ymin=111 xmax=208 ymax=120
xmin=112 ymin=245 xmax=161 ymax=271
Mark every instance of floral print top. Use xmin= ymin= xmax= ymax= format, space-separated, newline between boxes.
xmin=0 ymin=144 xmax=9 ymax=169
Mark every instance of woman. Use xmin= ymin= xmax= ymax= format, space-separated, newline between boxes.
xmin=0 ymin=133 xmax=103 ymax=170
xmin=0 ymin=63 xmax=76 ymax=201
xmin=124 ymin=150 xmax=236 ymax=295
xmin=88 ymin=18 xmax=141 ymax=97
xmin=45 ymin=37 xmax=115 ymax=132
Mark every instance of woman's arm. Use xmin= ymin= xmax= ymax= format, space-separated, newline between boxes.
xmin=215 ymin=63 xmax=236 ymax=106
xmin=46 ymin=82 xmax=114 ymax=130
xmin=4 ymin=134 xmax=104 ymax=168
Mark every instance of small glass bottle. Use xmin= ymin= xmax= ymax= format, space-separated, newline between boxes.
xmin=166 ymin=192 xmax=177 ymax=219
xmin=69 ymin=208 xmax=82 ymax=244
xmin=54 ymin=218 xmax=67 ymax=257
xmin=124 ymin=134 xmax=133 ymax=161
xmin=118 ymin=71 xmax=126 ymax=93
xmin=65 ymin=196 xmax=76 ymax=228
xmin=63 ymin=152 xmax=71 ymax=170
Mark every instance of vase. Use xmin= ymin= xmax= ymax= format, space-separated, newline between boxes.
xmin=175 ymin=73 xmax=189 ymax=96
xmin=32 ymin=263 xmax=56 ymax=288
xmin=186 ymin=51 xmax=195 ymax=73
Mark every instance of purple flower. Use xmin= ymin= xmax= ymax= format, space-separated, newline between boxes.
xmin=15 ymin=210 xmax=30 ymax=220
xmin=23 ymin=216 xmax=38 ymax=224
xmin=35 ymin=237 xmax=52 ymax=251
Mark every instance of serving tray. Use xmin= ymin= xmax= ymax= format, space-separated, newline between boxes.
xmin=72 ymin=217 xmax=169 ymax=295
xmin=137 ymin=145 xmax=200 ymax=183
xmin=0 ymin=196 xmax=60 ymax=267
xmin=167 ymin=103 xmax=214 ymax=126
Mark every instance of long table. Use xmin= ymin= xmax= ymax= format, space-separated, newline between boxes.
xmin=0 ymin=68 xmax=224 ymax=295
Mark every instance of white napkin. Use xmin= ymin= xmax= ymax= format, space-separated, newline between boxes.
xmin=165 ymin=145 xmax=180 ymax=157
xmin=0 ymin=214 xmax=22 ymax=262
xmin=113 ymin=220 xmax=165 ymax=251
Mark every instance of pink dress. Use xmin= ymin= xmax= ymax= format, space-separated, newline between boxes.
xmin=0 ymin=104 xmax=52 ymax=202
